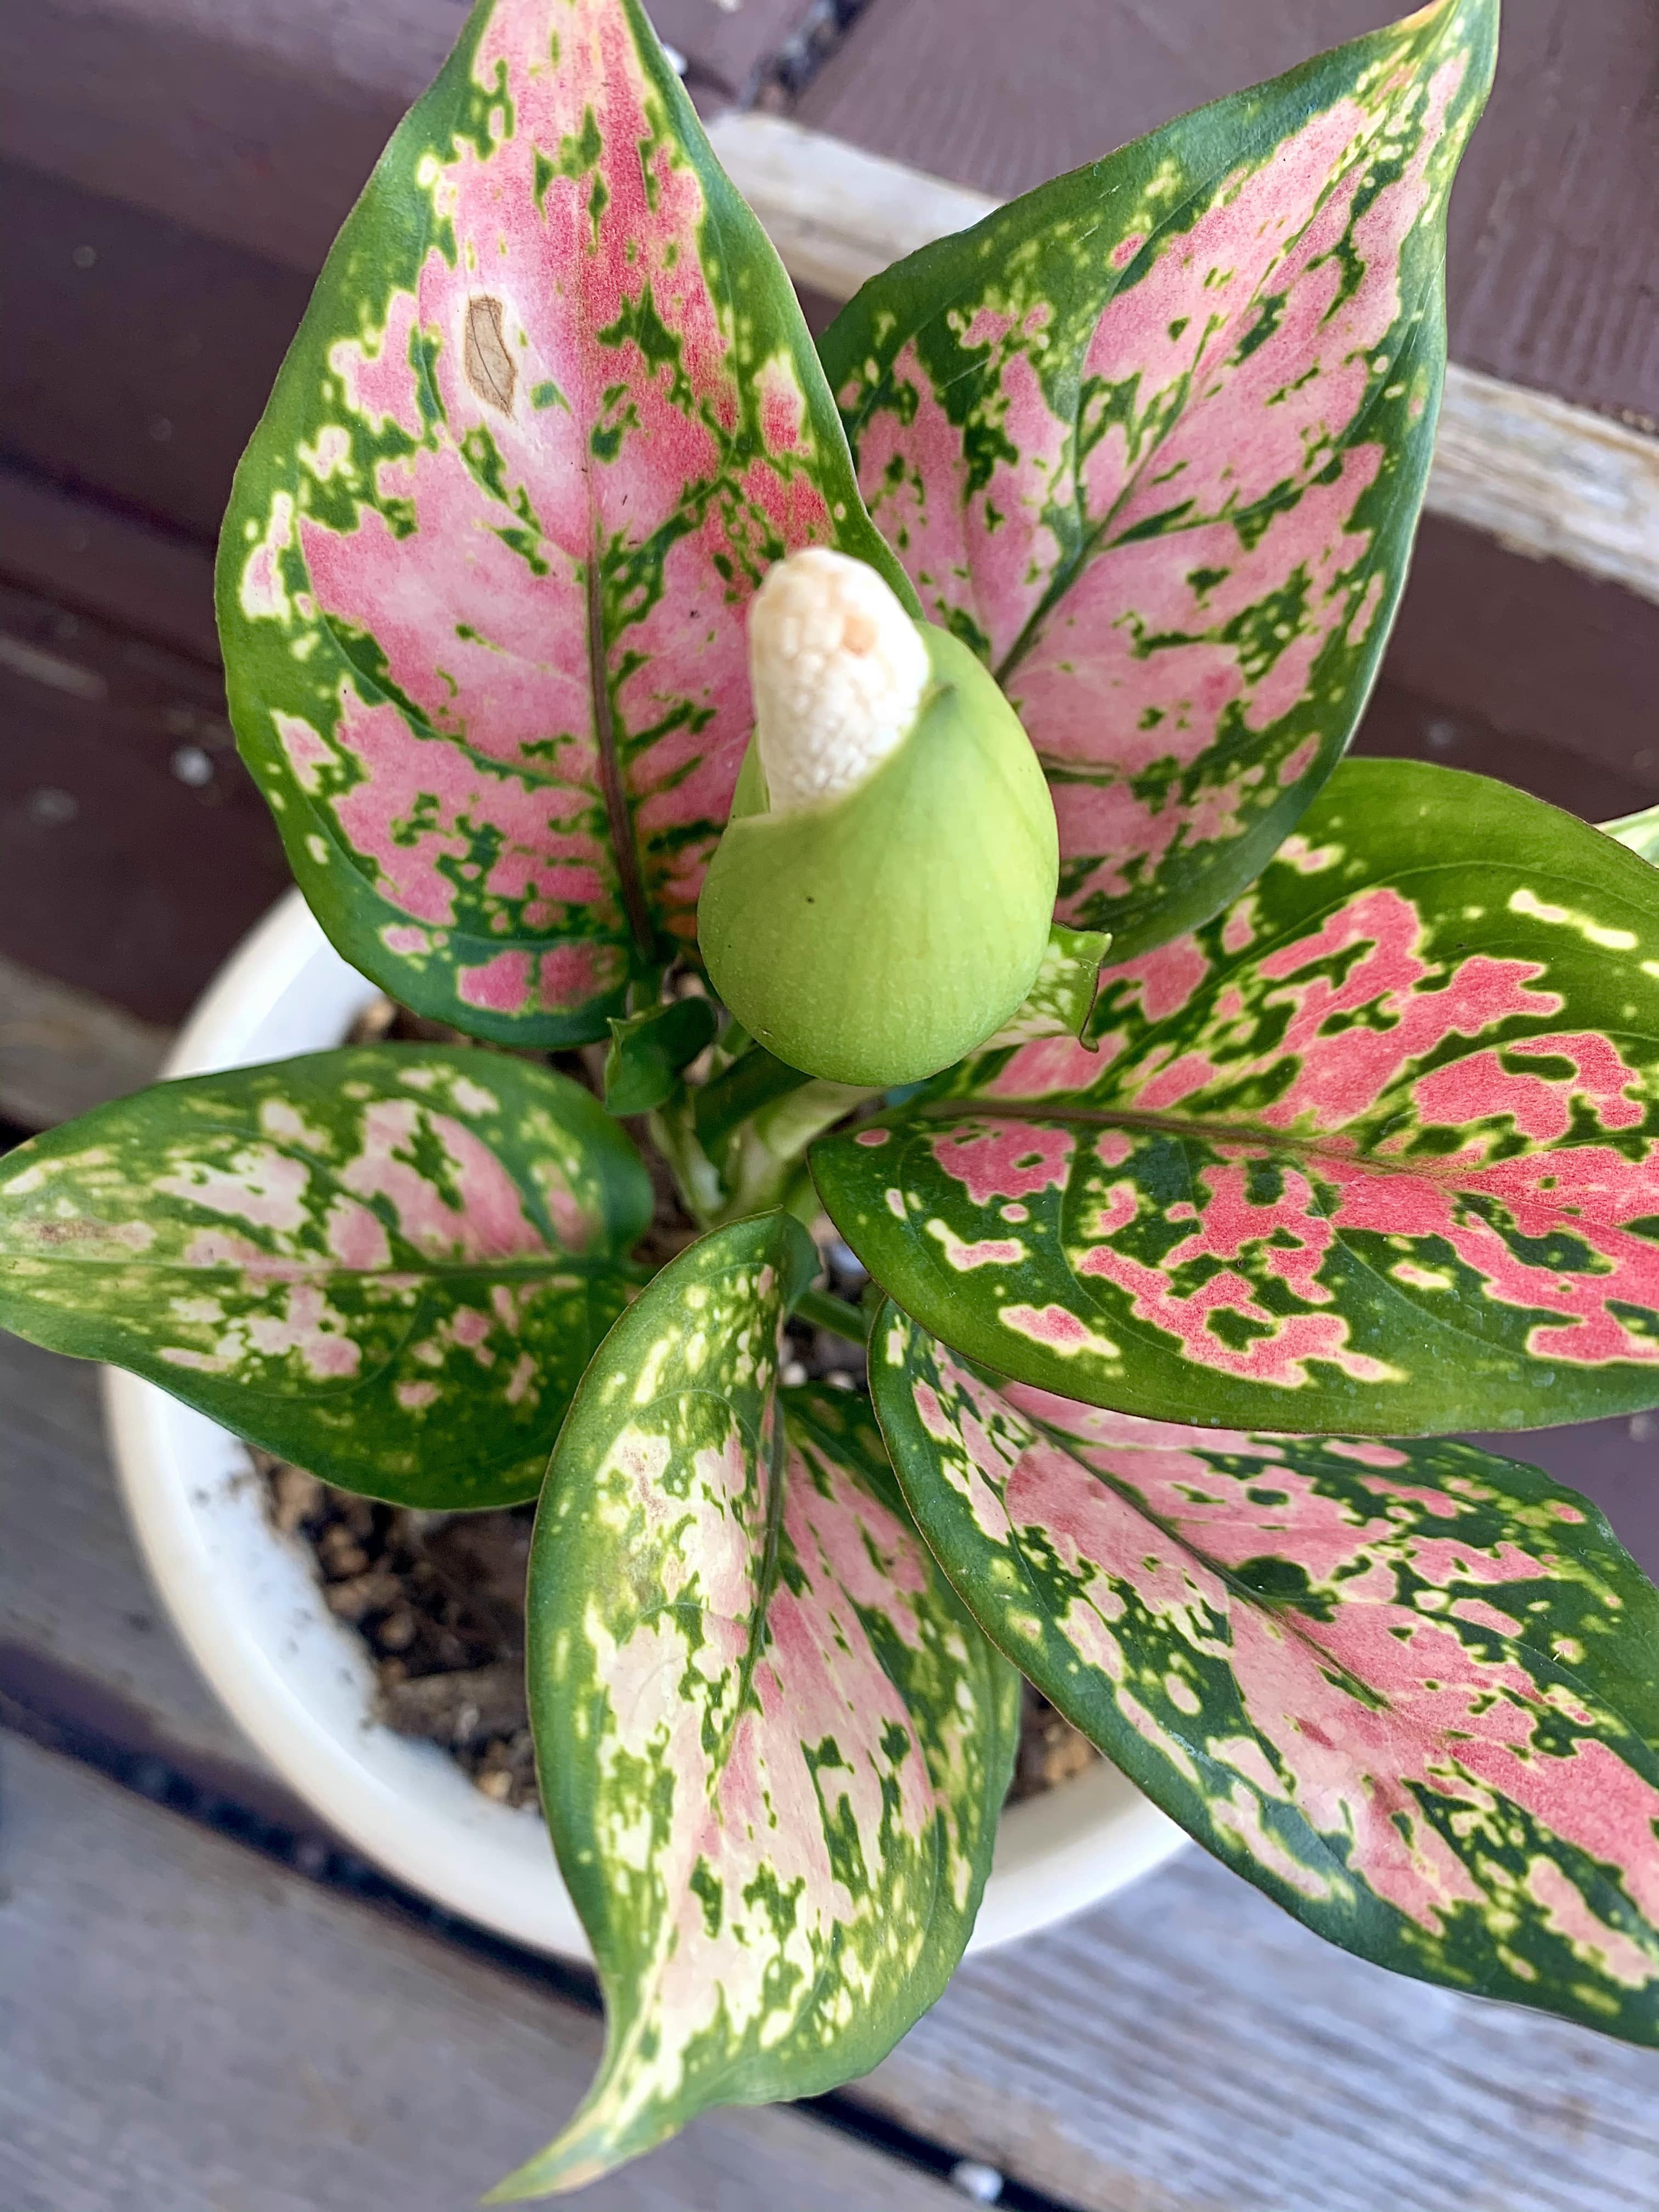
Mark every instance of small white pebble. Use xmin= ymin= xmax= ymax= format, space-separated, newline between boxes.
xmin=781 ymin=1359 xmax=809 ymax=1388
xmin=476 ymin=1768 xmax=514 ymax=1802
xmin=825 ymin=1370 xmax=856 ymax=1392
xmin=949 ymin=2160 xmax=1004 ymax=2204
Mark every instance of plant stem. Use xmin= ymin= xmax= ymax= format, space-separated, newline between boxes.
xmin=694 ymin=1045 xmax=812 ymax=1149
xmin=793 ymin=1285 xmax=870 ymax=1344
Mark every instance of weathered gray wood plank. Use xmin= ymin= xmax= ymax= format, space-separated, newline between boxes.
xmin=867 ymin=1843 xmax=1659 ymax=2212
xmin=0 ymin=1328 xmax=281 ymax=1797
xmin=10 ymin=1320 xmax=1659 ymax=2210
xmin=0 ymin=1733 xmax=961 ymax=2212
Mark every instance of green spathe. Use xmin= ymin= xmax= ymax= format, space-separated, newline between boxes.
xmin=698 ymin=624 xmax=1058 ymax=1086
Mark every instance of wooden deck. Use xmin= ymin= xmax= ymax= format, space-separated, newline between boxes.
xmin=3 ymin=1 xmax=1659 ymax=2202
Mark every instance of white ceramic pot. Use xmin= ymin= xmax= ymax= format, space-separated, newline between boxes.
xmin=106 ymin=890 xmax=1185 ymax=1960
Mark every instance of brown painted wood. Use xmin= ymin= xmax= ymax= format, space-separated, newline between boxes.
xmin=1353 ymin=515 xmax=1659 ymax=820
xmin=0 ymin=0 xmax=821 ymax=292
xmin=0 ymin=461 xmax=220 ymax=667
xmin=0 ymin=575 xmax=290 ymax=1025
xmin=0 ymin=158 xmax=313 ymax=544
xmin=656 ymin=0 xmax=831 ymax=103
xmin=1379 ymin=516 xmax=1659 ymax=782
xmin=0 ymin=1733 xmax=962 ymax=2212
xmin=795 ymin=0 xmax=1659 ymax=425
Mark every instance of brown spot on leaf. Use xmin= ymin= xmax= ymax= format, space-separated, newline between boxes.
xmin=465 ymin=296 xmax=516 ymax=415
xmin=30 ymin=1218 xmax=117 ymax=1245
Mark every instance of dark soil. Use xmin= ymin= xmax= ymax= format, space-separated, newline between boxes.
xmin=261 ymin=1353 xmax=1096 ymax=1812
xmin=262 ymin=1451 xmax=541 ymax=1805
xmin=273 ymin=994 xmax=1100 ymax=1811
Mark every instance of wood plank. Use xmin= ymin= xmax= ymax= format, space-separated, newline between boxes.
xmin=0 ymin=0 xmax=820 ymax=283
xmin=0 ymin=1329 xmax=282 ymax=1799
xmin=0 ymin=157 xmax=314 ymax=546
xmin=1428 ymin=369 xmax=1659 ymax=603
xmin=1353 ymin=514 xmax=1659 ymax=814
xmin=0 ymin=1733 xmax=962 ymax=2212
xmin=707 ymin=112 xmax=1659 ymax=605
xmin=8 ymin=4 xmax=1655 ymax=601
xmin=791 ymin=0 xmax=1659 ymax=426
xmin=864 ymin=1839 xmax=1659 ymax=2212
xmin=0 ymin=461 xmax=220 ymax=667
xmin=0 ymin=952 xmax=170 ymax=1132
xmin=0 ymin=573 xmax=290 ymax=1024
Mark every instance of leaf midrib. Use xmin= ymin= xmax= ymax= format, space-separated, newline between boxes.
xmin=904 ymin=1094 xmax=1649 ymax=1188
xmin=985 ymin=95 xmax=1435 ymax=690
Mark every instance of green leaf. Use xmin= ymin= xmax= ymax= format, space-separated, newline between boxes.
xmin=820 ymin=0 xmax=1497 ymax=960
xmin=874 ymin=1307 xmax=1659 ymax=2045
xmin=218 ymin=0 xmax=911 ymax=1050
xmin=814 ymin=759 xmax=1659 ymax=1435
xmin=0 ymin=1047 xmax=651 ymax=1507
xmin=692 ymin=1040 xmax=812 ymax=1150
xmin=604 ymin=995 xmax=718 ymax=1116
xmin=499 ymin=1214 xmax=1017 ymax=2196
xmin=983 ymin=922 xmax=1111 ymax=1048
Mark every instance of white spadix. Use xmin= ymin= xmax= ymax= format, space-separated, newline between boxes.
xmin=699 ymin=549 xmax=1059 ymax=1087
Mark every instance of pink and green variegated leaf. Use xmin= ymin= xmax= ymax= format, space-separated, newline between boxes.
xmin=0 ymin=1047 xmax=651 ymax=1507
xmin=219 ymin=0 xmax=912 ymax=1047
xmin=497 ymin=1214 xmax=1016 ymax=2197
xmin=819 ymin=0 xmax=1497 ymax=960
xmin=815 ymin=759 xmax=1659 ymax=1436
xmin=875 ymin=1309 xmax=1659 ymax=2045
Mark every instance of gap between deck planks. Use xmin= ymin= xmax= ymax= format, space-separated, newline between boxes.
xmin=7 ymin=1261 xmax=1659 ymax=2208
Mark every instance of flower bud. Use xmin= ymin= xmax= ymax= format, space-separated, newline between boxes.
xmin=699 ymin=549 xmax=1059 ymax=1087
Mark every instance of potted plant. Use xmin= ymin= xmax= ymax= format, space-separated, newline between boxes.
xmin=14 ymin=0 xmax=1659 ymax=2196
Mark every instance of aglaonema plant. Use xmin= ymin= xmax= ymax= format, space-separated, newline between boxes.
xmin=17 ymin=0 xmax=1659 ymax=2192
